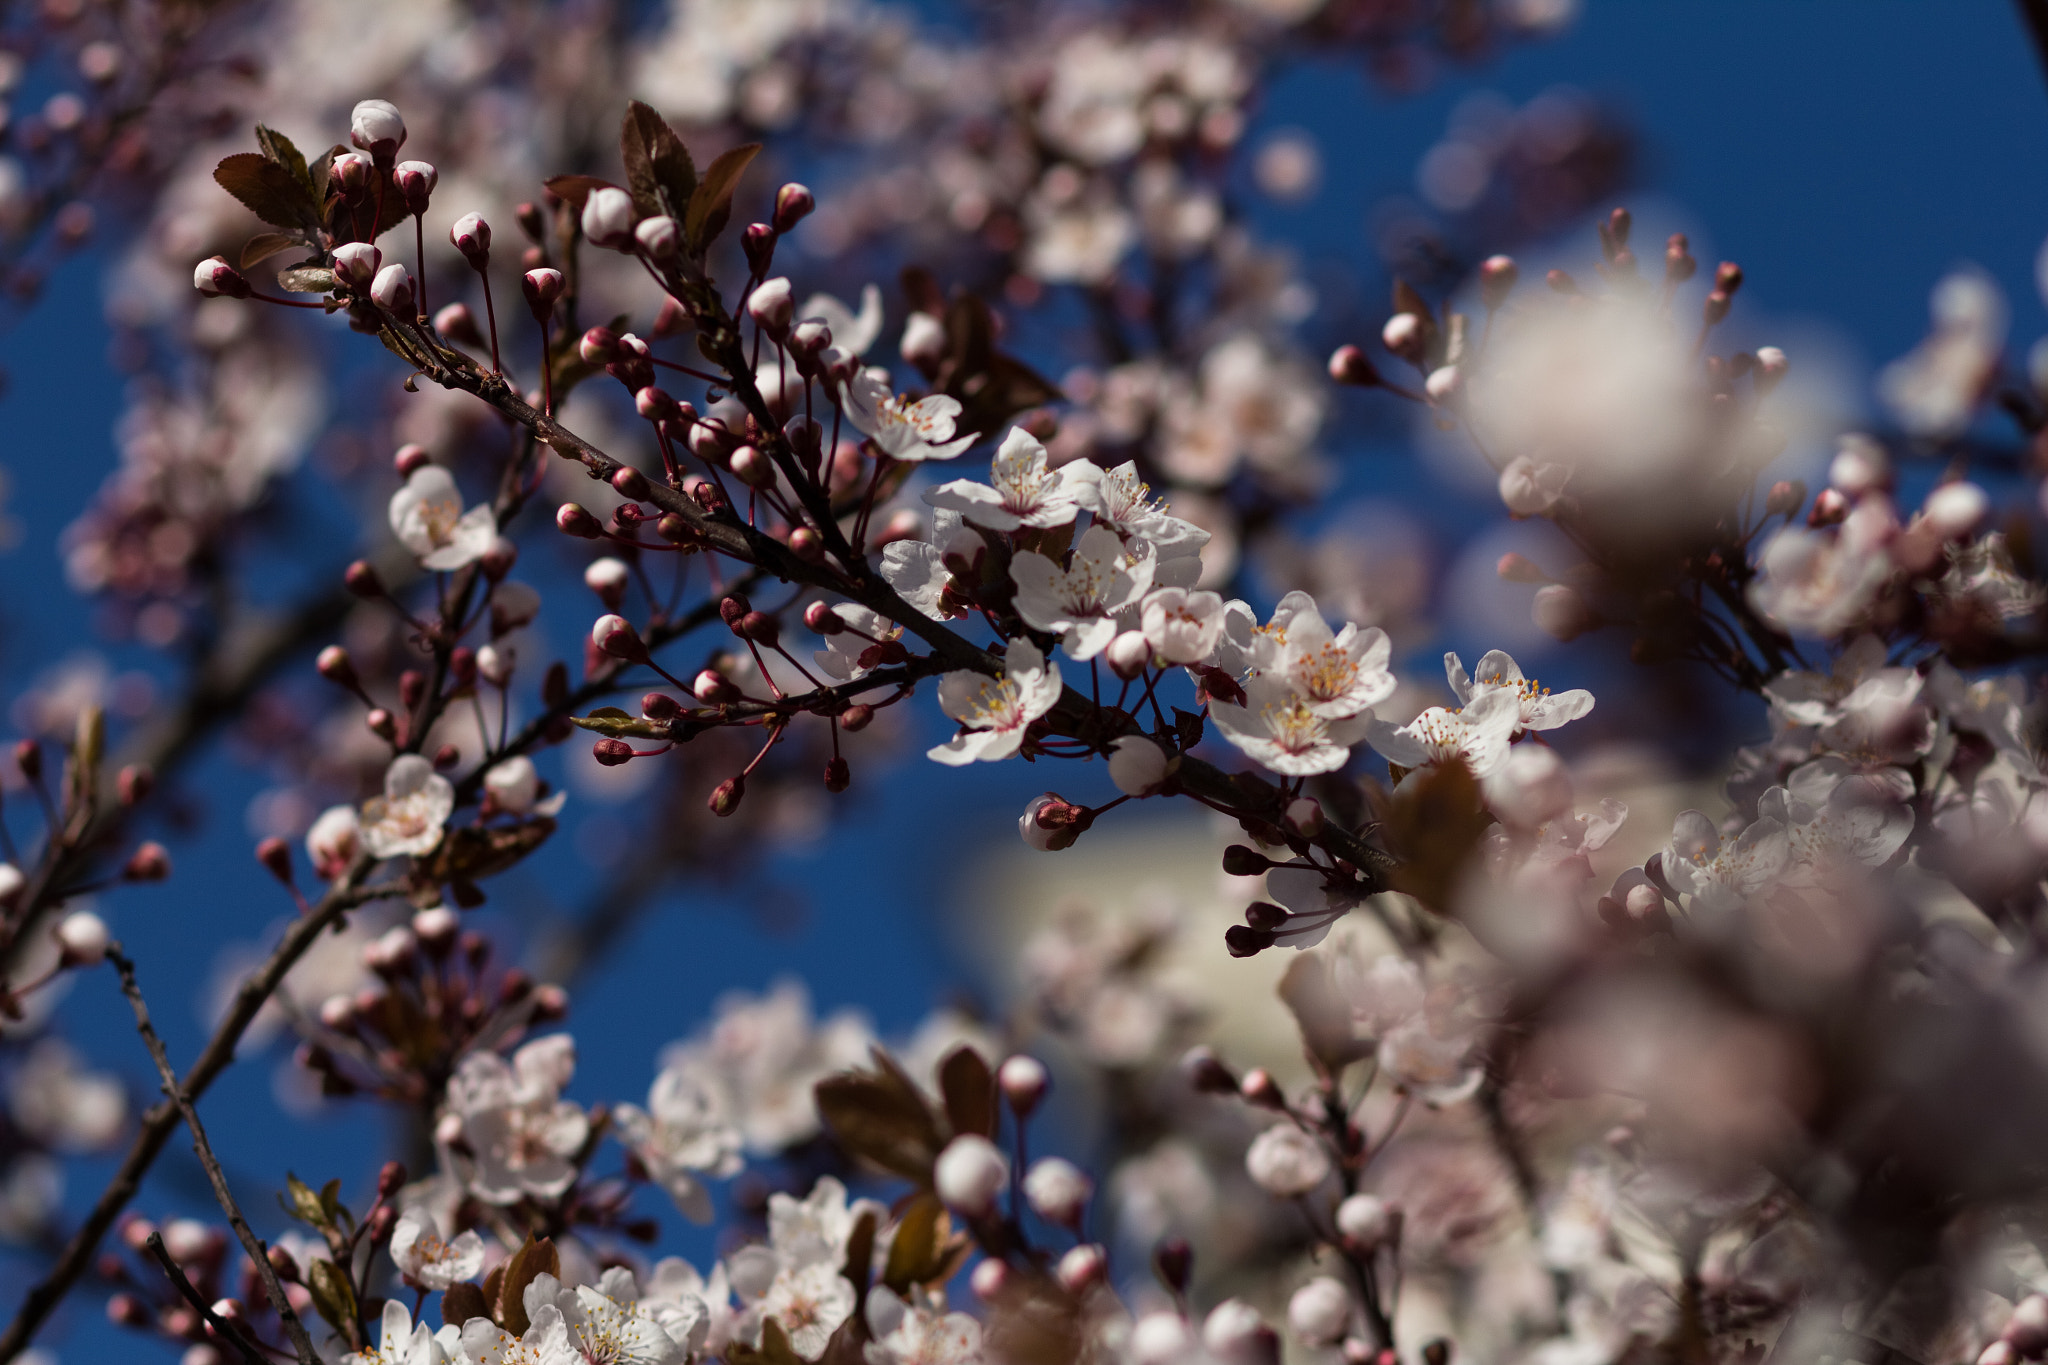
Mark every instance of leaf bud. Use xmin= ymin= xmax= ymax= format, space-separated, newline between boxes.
xmin=555 ymin=502 xmax=602 ymax=539
xmin=773 ymin=182 xmax=815 ymax=232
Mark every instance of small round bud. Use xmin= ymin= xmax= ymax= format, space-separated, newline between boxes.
xmin=1327 ymin=344 xmax=1379 ymax=388
xmin=1424 ymin=364 xmax=1462 ymax=405
xmin=376 ymin=1159 xmax=408 ymax=1199
xmin=1664 ymin=233 xmax=1696 ymax=284
xmin=840 ymin=703 xmax=874 ymax=732
xmin=1532 ymin=583 xmax=1594 ymax=643
xmin=584 ymin=557 xmax=631 ymax=609
xmin=1381 ymin=312 xmax=1425 ymax=365
xmin=746 ymin=277 xmax=794 ymax=338
xmin=192 ymin=256 xmax=250 ymax=299
xmin=394 ymin=160 xmax=436 ymax=213
xmin=349 ymin=99 xmax=406 ymax=157
xmin=1107 ymin=735 xmax=1168 ymax=797
xmin=742 ymin=223 xmax=776 ymax=276
xmin=450 ymin=212 xmax=492 ymax=267
xmin=1023 ymin=1157 xmax=1092 ymax=1228
xmin=255 ymin=837 xmax=293 ymax=886
xmin=316 ymin=645 xmax=358 ymax=690
xmin=1808 ymin=487 xmax=1850 ymax=528
xmin=1245 ymin=1123 xmax=1330 ymax=1196
xmin=117 ymin=764 xmax=153 ymax=807
xmin=581 ymin=186 xmax=634 ymax=248
xmin=1203 ymin=1301 xmax=1274 ymax=1362
xmin=730 ymin=444 xmax=776 ymax=489
xmin=734 ymin=610 xmax=779 ymax=646
xmin=592 ymin=738 xmax=634 ymax=767
xmin=934 ymin=1134 xmax=1010 ymax=1216
xmin=1478 ymin=254 xmax=1519 ymax=309
xmin=412 ymin=905 xmax=459 ymax=952
xmin=999 ymin=1055 xmax=1049 ymax=1116
xmin=1106 ymin=630 xmax=1153 ymax=680
xmin=123 ymin=843 xmax=171 ymax=883
xmin=773 ymin=183 xmax=815 ymax=233
xmin=642 ymin=692 xmax=681 ymax=721
xmin=1130 ymin=1312 xmax=1193 ymax=1365
xmin=634 ymin=215 xmax=679 ymax=259
xmin=693 ymin=669 xmax=740 ymax=704
xmin=55 ymin=911 xmax=109 ymax=966
xmin=1288 ymin=1277 xmax=1353 ymax=1347
xmin=2005 ymin=1294 xmax=2048 ymax=1356
xmin=970 ymin=1258 xmax=1009 ymax=1302
xmin=521 ymin=268 xmax=564 ymax=321
xmin=392 ymin=443 xmax=431 ymax=479
xmin=1924 ymin=481 xmax=1989 ymax=539
xmin=1056 ymin=1244 xmax=1107 ymax=1295
xmin=804 ymin=601 xmax=845 ymax=635
xmin=901 ymin=312 xmax=946 ymax=373
xmin=1335 ymin=1193 xmax=1393 ymax=1248
xmin=1181 ymin=1045 xmax=1238 ymax=1094
xmin=107 ymin=1292 xmax=150 ymax=1328
xmin=331 ymin=151 xmax=373 ymax=198
xmin=555 ymin=503 xmax=602 ymax=539
xmin=579 ymin=326 xmax=620 ymax=365
xmin=788 ymin=528 xmax=824 ymax=563
xmin=1285 ymin=797 xmax=1322 ymax=837
xmin=592 ymin=614 xmax=649 ymax=663
xmin=823 ymin=757 xmax=851 ymax=793
xmin=708 ymin=776 xmax=745 ymax=816
xmin=369 ymin=263 xmax=414 ymax=314
xmin=1239 ymin=1068 xmax=1285 ymax=1109
xmin=331 ymin=242 xmax=381 ymax=292
xmin=1765 ymin=480 xmax=1806 ymax=517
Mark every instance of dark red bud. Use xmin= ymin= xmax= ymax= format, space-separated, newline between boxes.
xmin=824 ymin=757 xmax=850 ymax=793
xmin=592 ymin=738 xmax=634 ymax=766
xmin=344 ymin=560 xmax=385 ymax=598
xmin=709 ymin=775 xmax=745 ymax=816
xmin=256 ymin=837 xmax=293 ymax=886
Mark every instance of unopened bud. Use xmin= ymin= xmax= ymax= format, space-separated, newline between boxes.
xmin=556 ymin=503 xmax=602 ymax=539
xmin=450 ymin=212 xmax=491 ymax=267
xmin=395 ymin=160 xmax=436 ymax=214
xmin=55 ymin=910 xmax=109 ymax=966
xmin=1327 ymin=344 xmax=1379 ymax=388
xmin=823 ymin=757 xmax=850 ymax=793
xmin=366 ymin=708 xmax=396 ymax=742
xmin=1765 ymin=480 xmax=1806 ymax=518
xmin=344 ymin=560 xmax=385 ymax=598
xmin=256 ymin=837 xmax=293 ymax=886
xmin=1285 ymin=797 xmax=1322 ymax=837
xmin=1106 ymin=630 xmax=1152 ymax=680
xmin=117 ymin=764 xmax=152 ymax=807
xmin=370 ymin=263 xmax=414 ymax=314
xmin=788 ymin=527 xmax=825 ymax=563
xmin=350 ymin=99 xmax=406 ymax=158
xmin=730 ymin=444 xmax=776 ymax=489
xmin=773 ymin=183 xmax=815 ymax=233
xmin=123 ymin=843 xmax=170 ymax=882
xmin=331 ymin=242 xmax=381 ymax=292
xmin=592 ymin=738 xmax=634 ymax=767
xmin=999 ymin=1055 xmax=1049 ymax=1116
xmin=693 ymin=669 xmax=740 ymax=704
xmin=192 ymin=256 xmax=251 ymax=299
xmin=521 ymin=268 xmax=564 ymax=321
xmin=1664 ymin=233 xmax=1696 ymax=284
xmin=1808 ymin=487 xmax=1849 ymax=528
xmin=742 ymin=223 xmax=775 ymax=276
xmin=1495 ymin=551 xmax=1548 ymax=584
xmin=733 ymin=611 xmax=779 ymax=646
xmin=1381 ymin=312 xmax=1425 ymax=365
xmin=1478 ymin=254 xmax=1519 ymax=309
xmin=1057 ymin=1244 xmax=1107 ymax=1295
xmin=709 ymin=776 xmax=745 ymax=816
xmin=581 ymin=186 xmax=634 ymax=248
xmin=1532 ymin=583 xmax=1594 ymax=643
xmin=805 ymin=601 xmax=845 ymax=634
xmin=840 ymin=703 xmax=874 ymax=732
xmin=584 ymin=557 xmax=630 ymax=609
xmin=746 ymin=277 xmax=794 ymax=337
xmin=592 ymin=614 xmax=648 ymax=662
xmin=635 ymin=215 xmax=679 ymax=259
xmin=1154 ymin=1238 xmax=1193 ymax=1295
xmin=1180 ymin=1044 xmax=1237 ymax=1094
xmin=642 ymin=692 xmax=681 ymax=721
xmin=1239 ymin=1067 xmax=1285 ymax=1109
xmin=971 ymin=1258 xmax=1009 ymax=1302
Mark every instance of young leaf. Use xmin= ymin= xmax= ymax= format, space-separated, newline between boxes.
xmin=497 ymin=1236 xmax=560 ymax=1337
xmin=282 ymin=1172 xmax=328 ymax=1227
xmin=881 ymin=1193 xmax=949 ymax=1292
xmin=937 ymin=1044 xmax=996 ymax=1140
xmin=544 ymin=175 xmax=613 ymax=215
xmin=306 ymin=1258 xmax=357 ymax=1333
xmin=441 ymin=1282 xmax=489 ymax=1329
xmin=814 ymin=1048 xmax=945 ymax=1183
xmin=240 ymin=233 xmax=302 ymax=270
xmin=215 ymin=152 xmax=321 ymax=231
xmin=253 ymin=124 xmax=314 ymax=200
xmin=684 ymin=142 xmax=761 ymax=254
xmin=621 ymin=100 xmax=696 ymax=220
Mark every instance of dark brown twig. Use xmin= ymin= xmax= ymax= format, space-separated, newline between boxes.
xmin=109 ymin=946 xmax=322 ymax=1364
xmin=140 ymin=1231 xmax=269 ymax=1365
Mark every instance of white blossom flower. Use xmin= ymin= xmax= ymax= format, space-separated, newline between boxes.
xmin=1363 ymin=687 xmax=1520 ymax=779
xmin=657 ymin=981 xmax=875 ymax=1155
xmin=359 ymin=755 xmax=454 ymax=860
xmin=1140 ymin=586 xmax=1226 ymax=665
xmin=757 ymin=1260 xmax=855 ymax=1360
xmin=462 ymin=1304 xmax=574 ymax=1365
xmin=1758 ymin=774 xmax=1913 ymax=877
xmin=345 ymin=1300 xmax=453 ymax=1365
xmin=1211 ymin=677 xmax=1369 ymax=776
xmin=1749 ymin=499 xmax=1896 ymax=637
xmin=615 ymin=1057 xmax=745 ymax=1223
xmin=1252 ymin=604 xmax=1395 ymax=719
xmin=522 ymin=1268 xmax=692 ymax=1365
xmin=388 ymin=466 xmax=497 ymax=571
xmin=389 ymin=1208 xmax=484 ymax=1291
xmin=1245 ymin=1122 xmax=1330 ymax=1196
xmin=925 ymin=428 xmax=1082 ymax=531
xmin=1064 ymin=459 xmax=1211 ymax=563
xmin=799 ymin=284 xmax=883 ymax=357
xmin=1010 ymin=524 xmax=1154 ymax=659
xmin=1660 ymin=810 xmax=1789 ymax=914
xmin=929 ymin=639 xmax=1063 ymax=766
xmin=842 ymin=369 xmax=975 ymax=462
xmin=1446 ymin=649 xmax=1594 ymax=733
xmin=8 ymin=1039 xmax=125 ymax=1151
xmin=864 ymin=1308 xmax=981 ymax=1365
xmin=444 ymin=1035 xmax=590 ymax=1204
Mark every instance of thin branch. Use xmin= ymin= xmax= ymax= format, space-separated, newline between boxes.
xmin=0 ymin=870 xmax=400 ymax=1363
xmin=140 ymin=1231 xmax=269 ymax=1365
xmin=109 ymin=947 xmax=321 ymax=1365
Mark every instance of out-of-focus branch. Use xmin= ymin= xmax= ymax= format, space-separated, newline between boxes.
xmin=0 ymin=865 xmax=401 ymax=1363
xmin=2018 ymin=0 xmax=2048 ymax=91
xmin=110 ymin=946 xmax=321 ymax=1365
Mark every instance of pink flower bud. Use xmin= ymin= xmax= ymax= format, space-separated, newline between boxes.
xmin=1829 ymin=438 xmax=1890 ymax=498
xmin=256 ymin=837 xmax=293 ymax=886
xmin=1056 ymin=1244 xmax=1107 ymax=1295
xmin=579 ymin=326 xmax=619 ymax=365
xmin=1023 ymin=1157 xmax=1092 ymax=1228
xmin=998 ymin=1054 xmax=1049 ymax=1115
xmin=773 ymin=182 xmax=815 ymax=233
xmin=316 ymin=645 xmax=358 ymax=690
xmin=789 ymin=318 xmax=832 ymax=364
xmin=742 ymin=223 xmax=775 ymax=276
xmin=435 ymin=301 xmax=483 ymax=347
xmin=370 ymin=263 xmax=414 ymax=313
xmin=788 ymin=528 xmax=824 ymax=562
xmin=1020 ymin=793 xmax=1089 ymax=851
xmin=476 ymin=644 xmax=514 ymax=686
xmin=349 ymin=99 xmax=406 ymax=157
xmin=730 ymin=445 xmax=776 ymax=490
xmin=841 ymin=703 xmax=874 ymax=731
xmin=331 ymin=241 xmax=381 ymax=291
xmin=935 ymin=1135 xmax=1010 ymax=1216
xmin=1924 ymin=481 xmax=1988 ymax=539
xmin=1327 ymin=344 xmax=1379 ymax=388
xmin=1496 ymin=551 xmax=1548 ymax=584
xmin=592 ymin=614 xmax=648 ymax=663
xmin=823 ymin=756 xmax=851 ymax=792
xmin=1382 ymin=312 xmax=1425 ymax=364
xmin=804 ymin=601 xmax=845 ymax=634
xmin=1532 ymin=583 xmax=1594 ymax=642
xmin=2005 ymin=1294 xmax=2048 ymax=1357
xmin=331 ymin=151 xmax=373 ymax=197
xmin=192 ymin=256 xmax=250 ymax=299
xmin=584 ymin=557 xmax=630 ymax=608
xmin=746 ymin=277 xmax=794 ymax=337
xmin=521 ymin=268 xmax=564 ymax=321
xmin=556 ymin=503 xmax=602 ymax=539
xmin=450 ymin=212 xmax=491 ymax=267
xmin=1424 ymin=364 xmax=1461 ymax=405
xmin=55 ymin=910 xmax=108 ymax=966
xmin=1336 ymin=1193 xmax=1394 ymax=1248
xmin=1479 ymin=253 xmax=1520 ymax=309
xmin=633 ymin=214 xmax=679 ymax=258
xmin=708 ymin=775 xmax=745 ymax=816
xmin=970 ymin=1259 xmax=1009 ymax=1302
xmin=123 ymin=842 xmax=170 ymax=882
xmin=1105 ymin=630 xmax=1152 ymax=680
xmin=694 ymin=669 xmax=739 ymax=704
xmin=635 ymin=386 xmax=679 ymax=422
xmin=1288 ymin=1277 xmax=1353 ymax=1347
xmin=394 ymin=160 xmax=436 ymax=213
xmin=581 ymin=186 xmax=634 ymax=248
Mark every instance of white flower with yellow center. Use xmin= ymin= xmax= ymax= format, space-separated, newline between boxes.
xmin=359 ymin=755 xmax=455 ymax=860
xmin=1446 ymin=649 xmax=1594 ymax=734
xmin=1211 ymin=677 xmax=1369 ymax=776
xmin=1010 ymin=524 xmax=1154 ymax=659
xmin=842 ymin=369 xmax=974 ymax=462
xmin=1363 ymin=687 xmax=1520 ymax=780
xmin=929 ymin=638 xmax=1063 ymax=766
xmin=389 ymin=1208 xmax=483 ymax=1290
xmin=1660 ymin=809 xmax=1789 ymax=913
xmin=926 ymin=427 xmax=1082 ymax=531
xmin=1255 ymin=610 xmax=1395 ymax=720
xmin=388 ymin=465 xmax=497 ymax=571
xmin=346 ymin=1301 xmax=460 ymax=1365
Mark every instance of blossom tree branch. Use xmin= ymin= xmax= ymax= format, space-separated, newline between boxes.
xmin=109 ymin=945 xmax=322 ymax=1365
